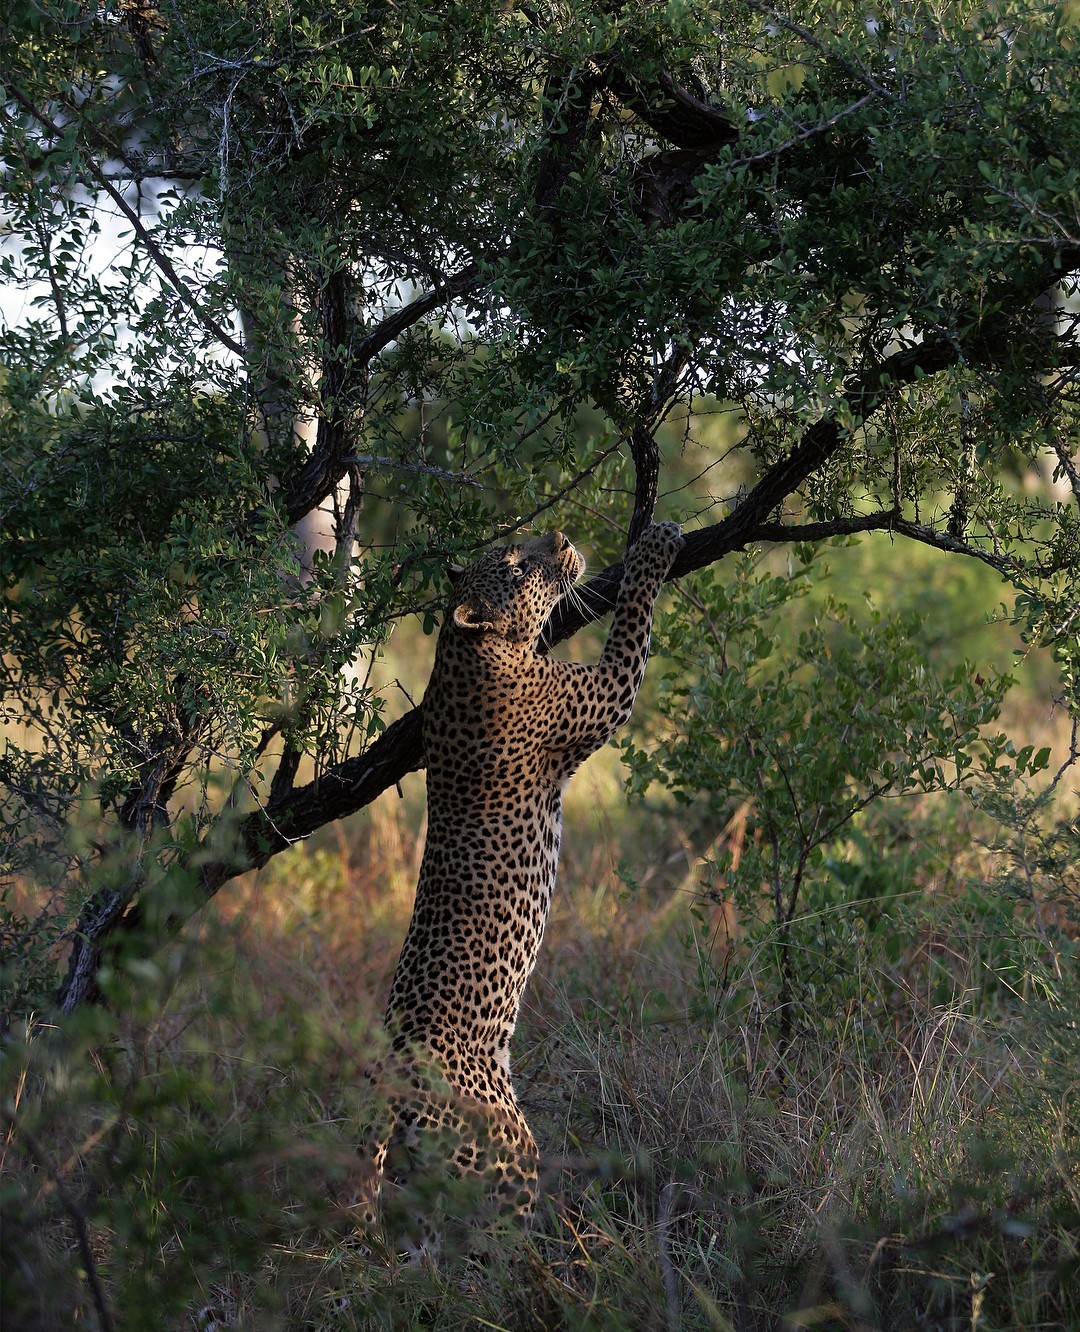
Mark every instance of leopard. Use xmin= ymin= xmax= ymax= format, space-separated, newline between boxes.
xmin=362 ymin=520 xmax=684 ymax=1260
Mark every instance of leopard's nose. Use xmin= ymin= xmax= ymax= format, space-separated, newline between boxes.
xmin=550 ymin=531 xmax=567 ymax=552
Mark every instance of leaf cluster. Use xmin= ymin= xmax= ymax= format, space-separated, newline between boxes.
xmin=625 ymin=547 xmax=1018 ymax=928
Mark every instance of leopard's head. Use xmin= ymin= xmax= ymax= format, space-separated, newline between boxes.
xmin=447 ymin=531 xmax=585 ymax=645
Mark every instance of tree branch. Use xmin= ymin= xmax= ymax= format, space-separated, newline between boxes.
xmin=350 ymin=264 xmax=480 ymax=367
xmin=626 ymin=425 xmax=661 ymax=548
xmin=604 ymin=65 xmax=739 ymax=151
xmin=746 ymin=512 xmax=1042 ymax=579
xmin=282 ymin=268 xmax=359 ymax=525
xmin=343 ymin=455 xmax=483 ymax=487
xmin=887 ymin=517 xmax=1037 ymax=578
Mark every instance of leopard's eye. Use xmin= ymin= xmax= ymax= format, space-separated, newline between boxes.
xmin=508 ymin=565 xmax=525 ymax=579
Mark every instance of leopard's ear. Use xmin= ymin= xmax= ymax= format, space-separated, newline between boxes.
xmin=452 ymin=601 xmax=494 ymax=633
xmin=447 ymin=563 xmax=466 ymax=589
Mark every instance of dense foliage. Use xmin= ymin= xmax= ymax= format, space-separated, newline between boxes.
xmin=1 ymin=1 xmax=1077 ymax=1327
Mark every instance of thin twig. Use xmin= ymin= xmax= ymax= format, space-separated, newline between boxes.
xmin=343 ymin=455 xmax=482 ymax=487
xmin=657 ymin=1180 xmax=683 ymax=1332
xmin=727 ymin=93 xmax=877 ymax=171
xmin=497 ymin=441 xmax=623 ymax=546
xmin=739 ymin=0 xmax=893 ymax=100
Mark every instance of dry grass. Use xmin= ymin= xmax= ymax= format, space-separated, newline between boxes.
xmin=3 ymin=735 xmax=1077 ymax=1331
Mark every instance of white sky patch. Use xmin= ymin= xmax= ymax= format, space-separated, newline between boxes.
xmin=1 ymin=170 xmax=244 ymax=396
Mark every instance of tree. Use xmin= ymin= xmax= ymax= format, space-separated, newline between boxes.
xmin=1 ymin=0 xmax=1077 ymax=1017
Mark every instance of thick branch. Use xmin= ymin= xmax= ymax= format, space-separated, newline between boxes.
xmin=118 ymin=706 xmax=428 ymax=938
xmin=626 ymin=425 xmax=660 ymax=548
xmin=350 ymin=264 xmax=480 ymax=367
xmin=605 ymin=66 xmax=738 ymax=151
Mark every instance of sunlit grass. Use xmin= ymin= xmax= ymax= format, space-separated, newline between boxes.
xmin=5 ymin=790 xmax=1076 ymax=1329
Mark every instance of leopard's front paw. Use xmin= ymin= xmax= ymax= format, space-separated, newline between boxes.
xmin=629 ymin=521 xmax=684 ymax=574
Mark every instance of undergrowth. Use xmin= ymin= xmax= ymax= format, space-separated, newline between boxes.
xmin=2 ymin=781 xmax=1077 ymax=1331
